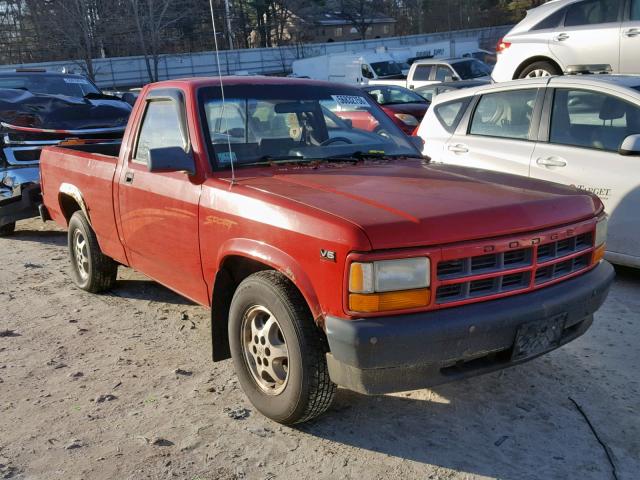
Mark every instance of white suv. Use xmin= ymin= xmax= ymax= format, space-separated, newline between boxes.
xmin=492 ymin=0 xmax=640 ymax=82
xmin=416 ymin=74 xmax=640 ymax=268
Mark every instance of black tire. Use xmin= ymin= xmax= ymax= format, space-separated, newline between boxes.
xmin=228 ymin=271 xmax=336 ymax=424
xmin=67 ymin=211 xmax=117 ymax=293
xmin=0 ymin=222 xmax=16 ymax=236
xmin=518 ymin=60 xmax=561 ymax=79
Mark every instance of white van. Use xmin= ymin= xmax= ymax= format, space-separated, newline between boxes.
xmin=291 ymin=53 xmax=404 ymax=85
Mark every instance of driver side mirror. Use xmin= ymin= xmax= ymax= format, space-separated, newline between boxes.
xmin=148 ymin=147 xmax=196 ymax=175
xmin=619 ymin=134 xmax=640 ymax=156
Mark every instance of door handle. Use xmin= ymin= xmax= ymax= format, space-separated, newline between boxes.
xmin=554 ymin=33 xmax=570 ymax=41
xmin=448 ymin=144 xmax=469 ymax=154
xmin=536 ymin=157 xmax=567 ymax=167
xmin=124 ymin=171 xmax=135 ymax=184
xmin=624 ymin=28 xmax=640 ymax=37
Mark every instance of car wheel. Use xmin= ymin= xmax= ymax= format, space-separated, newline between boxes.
xmin=68 ymin=211 xmax=118 ymax=293
xmin=0 ymin=222 xmax=16 ymax=236
xmin=228 ymin=271 xmax=336 ymax=424
xmin=519 ymin=61 xmax=561 ymax=79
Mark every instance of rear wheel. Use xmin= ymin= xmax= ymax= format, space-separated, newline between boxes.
xmin=68 ymin=211 xmax=117 ymax=293
xmin=519 ymin=61 xmax=561 ymax=79
xmin=228 ymin=271 xmax=336 ymax=424
xmin=0 ymin=222 xmax=16 ymax=236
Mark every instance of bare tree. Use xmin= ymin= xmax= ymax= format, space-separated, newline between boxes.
xmin=128 ymin=0 xmax=193 ymax=82
xmin=338 ymin=0 xmax=376 ymax=40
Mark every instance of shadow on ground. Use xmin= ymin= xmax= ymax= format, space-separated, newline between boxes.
xmin=108 ymin=279 xmax=196 ymax=306
xmin=6 ymin=229 xmax=66 ymax=246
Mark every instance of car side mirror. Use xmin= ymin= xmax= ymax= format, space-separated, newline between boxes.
xmin=619 ymin=134 xmax=640 ymax=156
xmin=148 ymin=146 xmax=195 ymax=175
xmin=343 ymin=118 xmax=353 ymax=129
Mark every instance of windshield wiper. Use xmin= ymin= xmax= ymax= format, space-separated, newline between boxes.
xmin=323 ymin=151 xmax=395 ymax=162
xmin=243 ymin=155 xmax=307 ymax=166
xmin=84 ymin=92 xmax=120 ymax=100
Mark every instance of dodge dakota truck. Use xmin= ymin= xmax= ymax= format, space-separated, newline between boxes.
xmin=39 ymin=76 xmax=614 ymax=424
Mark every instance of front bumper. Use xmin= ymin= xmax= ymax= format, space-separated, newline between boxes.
xmin=325 ymin=261 xmax=615 ymax=395
xmin=0 ymin=181 xmax=41 ymax=227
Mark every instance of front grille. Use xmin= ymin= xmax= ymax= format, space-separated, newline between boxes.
xmin=436 ymin=228 xmax=595 ymax=305
xmin=437 ymin=247 xmax=533 ymax=280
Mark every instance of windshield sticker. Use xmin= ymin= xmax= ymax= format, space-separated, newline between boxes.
xmin=64 ymin=78 xmax=90 ymax=84
xmin=331 ymin=95 xmax=369 ymax=108
xmin=217 ymin=151 xmax=237 ymax=165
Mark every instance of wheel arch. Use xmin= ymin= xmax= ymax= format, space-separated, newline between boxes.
xmin=58 ymin=183 xmax=91 ymax=226
xmin=514 ymin=56 xmax=562 ymax=79
xmin=210 ymin=239 xmax=323 ymax=362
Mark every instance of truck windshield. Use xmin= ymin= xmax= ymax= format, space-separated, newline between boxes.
xmin=0 ymin=74 xmax=102 ymax=97
xmin=452 ymin=59 xmax=492 ymax=80
xmin=370 ymin=61 xmax=403 ymax=78
xmin=198 ymin=84 xmax=419 ymax=169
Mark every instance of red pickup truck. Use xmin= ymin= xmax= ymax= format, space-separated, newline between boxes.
xmin=39 ymin=77 xmax=614 ymax=424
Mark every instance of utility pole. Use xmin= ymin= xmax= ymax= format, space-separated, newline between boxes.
xmin=224 ymin=0 xmax=234 ymax=50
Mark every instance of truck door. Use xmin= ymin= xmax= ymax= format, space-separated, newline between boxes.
xmin=549 ymin=0 xmax=622 ymax=72
xmin=530 ymin=86 xmax=640 ymax=263
xmin=117 ymin=89 xmax=208 ymax=304
xmin=620 ymin=0 xmax=640 ymax=73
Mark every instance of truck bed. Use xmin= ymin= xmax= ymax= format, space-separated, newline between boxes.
xmin=40 ymin=144 xmax=127 ymax=264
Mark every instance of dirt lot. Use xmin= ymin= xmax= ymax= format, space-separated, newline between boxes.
xmin=1 ymin=218 xmax=639 ymax=480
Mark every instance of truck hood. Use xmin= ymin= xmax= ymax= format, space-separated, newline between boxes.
xmin=0 ymin=88 xmax=131 ymax=130
xmin=235 ymin=160 xmax=601 ymax=250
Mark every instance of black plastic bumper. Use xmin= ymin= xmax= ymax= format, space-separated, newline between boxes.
xmin=0 ymin=183 xmax=41 ymax=227
xmin=325 ymin=261 xmax=615 ymax=395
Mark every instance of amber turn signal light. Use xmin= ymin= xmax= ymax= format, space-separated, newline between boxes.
xmin=349 ymin=288 xmax=431 ymax=313
xmin=592 ymin=244 xmax=606 ymax=264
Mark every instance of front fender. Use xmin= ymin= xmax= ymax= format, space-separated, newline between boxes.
xmin=216 ymin=238 xmax=323 ymax=320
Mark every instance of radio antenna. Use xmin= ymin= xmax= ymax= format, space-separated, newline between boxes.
xmin=209 ymin=0 xmax=236 ymax=185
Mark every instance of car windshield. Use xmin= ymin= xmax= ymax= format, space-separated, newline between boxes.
xmin=198 ymin=84 xmax=419 ymax=169
xmin=365 ymin=86 xmax=426 ymax=105
xmin=0 ymin=74 xmax=101 ymax=97
xmin=452 ymin=59 xmax=492 ymax=79
xmin=370 ymin=61 xmax=403 ymax=78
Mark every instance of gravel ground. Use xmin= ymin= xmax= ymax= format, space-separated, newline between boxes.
xmin=1 ymin=218 xmax=639 ymax=480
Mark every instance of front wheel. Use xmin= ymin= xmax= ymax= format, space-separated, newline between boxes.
xmin=519 ymin=61 xmax=561 ymax=79
xmin=68 ymin=211 xmax=118 ymax=293
xmin=228 ymin=271 xmax=336 ymax=424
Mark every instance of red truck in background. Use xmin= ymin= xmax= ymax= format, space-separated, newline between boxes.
xmin=39 ymin=76 xmax=614 ymax=424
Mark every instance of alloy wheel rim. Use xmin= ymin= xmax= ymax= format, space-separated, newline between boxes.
xmin=241 ymin=305 xmax=289 ymax=395
xmin=73 ymin=230 xmax=89 ymax=280
xmin=526 ymin=69 xmax=551 ymax=78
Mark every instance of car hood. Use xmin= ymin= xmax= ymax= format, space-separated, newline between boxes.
xmin=0 ymin=88 xmax=131 ymax=130
xmin=234 ymin=160 xmax=601 ymax=250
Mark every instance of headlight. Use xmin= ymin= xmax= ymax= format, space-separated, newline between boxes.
xmin=394 ymin=113 xmax=419 ymax=126
xmin=1 ymin=175 xmax=15 ymax=188
xmin=349 ymin=257 xmax=431 ymax=312
xmin=593 ymin=216 xmax=608 ymax=264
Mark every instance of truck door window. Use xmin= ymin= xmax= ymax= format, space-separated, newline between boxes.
xmin=550 ymin=89 xmax=640 ymax=152
xmin=435 ymin=66 xmax=454 ymax=82
xmin=413 ymin=65 xmax=432 ymax=82
xmin=134 ymin=100 xmax=185 ymax=164
xmin=361 ymin=64 xmax=374 ymax=80
xmin=469 ymin=89 xmax=538 ymax=140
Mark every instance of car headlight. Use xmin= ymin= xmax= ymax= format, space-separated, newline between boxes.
xmin=593 ymin=216 xmax=608 ymax=264
xmin=349 ymin=257 xmax=431 ymax=312
xmin=394 ymin=113 xmax=419 ymax=126
xmin=1 ymin=175 xmax=15 ymax=188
